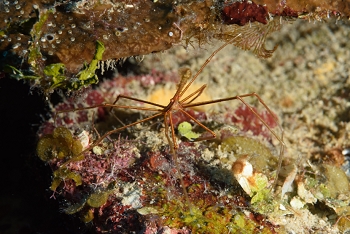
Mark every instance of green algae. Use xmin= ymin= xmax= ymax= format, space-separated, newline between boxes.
xmin=7 ymin=36 xmax=105 ymax=92
xmin=323 ymin=164 xmax=350 ymax=198
xmin=222 ymin=136 xmax=277 ymax=173
xmin=43 ymin=63 xmax=66 ymax=89
xmin=64 ymin=199 xmax=87 ymax=215
xmin=303 ymin=164 xmax=350 ymax=200
xmin=51 ymin=167 xmax=82 ymax=191
xmin=5 ymin=65 xmax=40 ymax=80
xmin=178 ymin=121 xmax=201 ymax=141
xmin=87 ymin=190 xmax=110 ymax=208
xmin=161 ymin=201 xmax=228 ymax=233
xmin=63 ymin=185 xmax=116 ymax=222
xmin=221 ymin=136 xmax=278 ymax=214
xmin=28 ymin=9 xmax=53 ymax=70
xmin=42 ymin=40 xmax=104 ymax=91
xmin=81 ymin=209 xmax=95 ymax=223
xmin=69 ymin=40 xmax=105 ymax=90
xmin=250 ymin=173 xmax=271 ymax=204
xmin=37 ymin=127 xmax=84 ymax=191
xmin=45 ymin=40 xmax=105 ymax=91
xmin=158 ymin=200 xmax=272 ymax=234
xmin=37 ymin=127 xmax=82 ymax=161
xmin=141 ymin=168 xmax=277 ymax=233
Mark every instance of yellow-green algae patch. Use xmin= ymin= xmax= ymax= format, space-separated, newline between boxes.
xmin=37 ymin=126 xmax=83 ymax=161
xmin=220 ymin=136 xmax=279 ymax=214
xmin=37 ymin=127 xmax=84 ymax=191
xmin=322 ymin=164 xmax=350 ymax=198
xmin=51 ymin=167 xmax=82 ymax=191
xmin=156 ymin=199 xmax=276 ymax=234
xmin=87 ymin=190 xmax=111 ymax=208
xmin=140 ymin=164 xmax=278 ymax=233
xmin=221 ymin=136 xmax=277 ymax=173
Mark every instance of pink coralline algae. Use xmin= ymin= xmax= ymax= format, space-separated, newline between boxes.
xmin=222 ymin=1 xmax=269 ymax=26
xmin=226 ymin=104 xmax=278 ymax=139
xmin=37 ymin=71 xmax=282 ymax=233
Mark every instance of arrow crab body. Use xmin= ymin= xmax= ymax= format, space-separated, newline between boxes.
xmin=37 ymin=38 xmax=285 ymax=233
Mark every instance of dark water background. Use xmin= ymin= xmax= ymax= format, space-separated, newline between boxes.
xmin=0 ymin=76 xmax=90 ymax=234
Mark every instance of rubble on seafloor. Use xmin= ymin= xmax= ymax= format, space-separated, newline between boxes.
xmin=4 ymin=0 xmax=347 ymax=233
xmin=2 ymin=0 xmax=350 ymax=93
xmin=36 ymin=63 xmax=350 ymax=233
xmin=36 ymin=71 xmax=286 ymax=233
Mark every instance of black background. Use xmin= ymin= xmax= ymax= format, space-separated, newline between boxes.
xmin=0 ymin=76 xmax=91 ymax=234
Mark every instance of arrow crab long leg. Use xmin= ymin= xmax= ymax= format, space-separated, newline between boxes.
xmin=54 ymin=34 xmax=285 ymax=205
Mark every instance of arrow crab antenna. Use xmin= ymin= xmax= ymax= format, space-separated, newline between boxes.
xmin=52 ymin=33 xmax=285 ymax=211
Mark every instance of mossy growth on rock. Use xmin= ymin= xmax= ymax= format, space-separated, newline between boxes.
xmin=222 ymin=135 xmax=278 ymax=174
xmin=37 ymin=126 xmax=83 ymax=161
xmin=37 ymin=126 xmax=84 ymax=191
xmin=4 ymin=0 xmax=349 ymax=93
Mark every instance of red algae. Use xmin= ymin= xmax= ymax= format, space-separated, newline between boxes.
xmin=36 ymin=70 xmax=283 ymax=233
xmin=222 ymin=1 xmax=269 ymax=26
